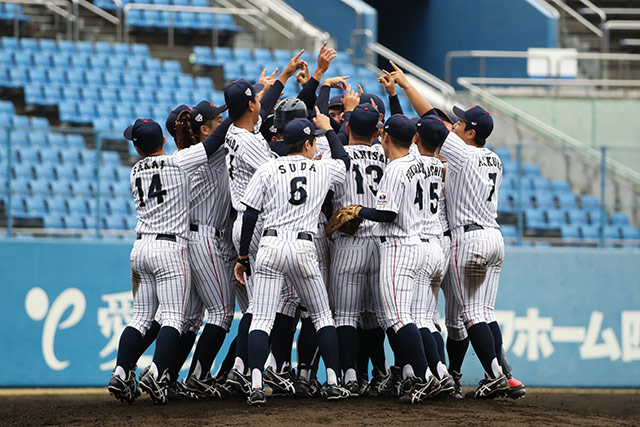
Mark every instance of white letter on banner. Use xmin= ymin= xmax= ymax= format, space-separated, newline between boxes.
xmin=25 ymin=287 xmax=86 ymax=370
xmin=510 ymin=308 xmax=554 ymax=361
xmin=579 ymin=311 xmax=621 ymax=361
xmin=97 ymin=292 xmax=133 ymax=371
xmin=621 ymin=311 xmax=640 ymax=362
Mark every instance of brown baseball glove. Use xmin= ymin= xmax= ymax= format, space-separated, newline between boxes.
xmin=325 ymin=204 xmax=363 ymax=237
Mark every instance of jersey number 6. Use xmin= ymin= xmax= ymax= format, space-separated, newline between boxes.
xmin=288 ymin=177 xmax=307 ymax=205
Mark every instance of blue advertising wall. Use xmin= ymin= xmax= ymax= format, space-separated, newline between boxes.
xmin=1 ymin=238 xmax=639 ymax=387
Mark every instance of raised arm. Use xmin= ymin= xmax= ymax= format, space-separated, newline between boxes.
xmin=379 ymin=71 xmax=403 ymax=116
xmin=389 ymin=61 xmax=432 ymax=117
xmin=313 ymin=107 xmax=350 ymax=170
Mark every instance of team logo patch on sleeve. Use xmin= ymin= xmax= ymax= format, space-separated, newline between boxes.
xmin=377 ymin=191 xmax=389 ymax=206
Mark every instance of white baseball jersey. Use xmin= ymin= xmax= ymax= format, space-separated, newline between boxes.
xmin=438 ymin=162 xmax=450 ymax=233
xmin=328 ymin=144 xmax=387 ymax=237
xmin=373 ymin=152 xmax=429 ymax=239
xmin=131 ymin=144 xmax=207 ymax=237
xmin=189 ymin=148 xmax=231 ymax=230
xmin=439 ymin=132 xmax=502 ymax=230
xmin=225 ymin=118 xmax=275 ymax=212
xmin=419 ymin=155 xmax=444 ymax=239
xmin=242 ymin=155 xmax=347 ymax=232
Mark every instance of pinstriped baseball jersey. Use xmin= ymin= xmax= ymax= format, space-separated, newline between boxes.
xmin=188 ymin=148 xmax=230 ymax=230
xmin=131 ymin=144 xmax=207 ymax=237
xmin=328 ymin=144 xmax=387 ymax=237
xmin=373 ymin=152 xmax=429 ymax=238
xmin=225 ymin=119 xmax=275 ymax=212
xmin=419 ymin=155 xmax=444 ymax=239
xmin=438 ymin=162 xmax=450 ymax=233
xmin=242 ymin=155 xmax=347 ymax=232
xmin=439 ymin=132 xmax=502 ymax=229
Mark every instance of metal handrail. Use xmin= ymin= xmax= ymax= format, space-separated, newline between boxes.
xmin=576 ymin=0 xmax=607 ymax=27
xmin=603 ymin=20 xmax=640 ymax=52
xmin=545 ymin=0 xmax=603 ymax=37
xmin=368 ymin=42 xmax=455 ymax=100
xmin=1 ymin=0 xmax=76 ymax=21
xmin=457 ymin=77 xmax=640 ymax=189
xmin=73 ymin=0 xmax=118 ymax=24
xmin=461 ymin=77 xmax=640 ymax=88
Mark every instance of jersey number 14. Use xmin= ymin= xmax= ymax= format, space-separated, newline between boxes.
xmin=135 ymin=173 xmax=167 ymax=207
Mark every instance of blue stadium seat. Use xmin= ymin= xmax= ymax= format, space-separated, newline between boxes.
xmin=194 ymin=77 xmax=214 ymax=91
xmin=33 ymin=164 xmax=56 ymax=180
xmin=531 ymin=177 xmax=551 ymax=192
xmin=33 ymin=54 xmax=52 ymax=69
xmin=27 ymin=69 xmax=48 ymax=85
xmin=136 ymin=89 xmax=155 ymax=104
xmin=580 ymin=225 xmax=599 ymax=240
xmin=108 ymin=198 xmax=132 ymax=215
xmin=65 ymin=134 xmax=86 ymax=149
xmin=52 ymin=54 xmax=70 ymax=68
xmin=83 ymin=214 xmax=99 ymax=230
xmin=132 ymin=43 xmax=150 ymax=57
xmin=43 ymin=213 xmax=64 ymax=228
xmin=63 ymin=214 xmax=84 ymax=229
xmin=24 ymin=195 xmax=47 ymax=215
xmin=158 ymin=75 xmax=176 ymax=87
xmin=54 ymin=164 xmax=76 ymax=182
xmin=545 ymin=209 xmax=566 ymax=227
xmin=24 ymin=85 xmax=43 ymax=105
xmin=0 ymin=100 xmax=15 ymax=116
xmin=555 ymin=193 xmax=577 ymax=209
xmin=113 ymin=43 xmax=131 ymax=56
xmin=1 ymin=37 xmax=19 ymax=51
xmin=212 ymin=46 xmax=232 ymax=65
xmin=177 ymin=75 xmax=194 ymax=90
xmin=29 ymin=179 xmax=50 ymax=195
xmin=59 ymin=147 xmax=81 ymax=164
xmin=13 ymin=52 xmax=33 ymax=68
xmin=525 ymin=208 xmax=546 ymax=229
xmin=586 ymin=209 xmax=605 ymax=225
xmin=86 ymin=71 xmax=104 ymax=86
xmin=602 ymin=225 xmax=621 ymax=240
xmin=532 ymin=190 xmax=554 ymax=208
xmin=620 ymin=226 xmax=640 ymax=241
xmin=66 ymin=70 xmax=86 ymax=86
xmin=38 ymin=147 xmax=60 ymax=164
xmin=611 ymin=212 xmax=630 ymax=226
xmin=67 ymin=196 xmax=90 ymax=215
xmin=94 ymin=41 xmax=113 ymax=56
xmin=567 ymin=208 xmax=588 ymax=225
xmin=580 ymin=195 xmax=599 ymax=210
xmin=118 ymin=89 xmax=136 ymax=104
xmin=11 ymin=164 xmax=33 ymax=180
xmin=492 ymin=147 xmax=512 ymax=162
xmin=104 ymin=214 xmax=126 ymax=230
xmin=253 ymin=48 xmax=273 ymax=65
xmin=50 ymin=180 xmax=71 ymax=196
xmin=112 ymin=181 xmax=130 ymax=196
xmin=193 ymin=46 xmax=213 ymax=65
xmin=163 ymin=60 xmax=181 ymax=74
xmin=523 ymin=164 xmax=541 ymax=177
xmin=561 ymin=224 xmax=580 ymax=240
xmin=88 ymin=55 xmax=108 ymax=71
xmin=223 ymin=63 xmax=244 ymax=82
xmin=16 ymin=147 xmax=38 ymax=164
xmin=75 ymin=165 xmax=96 ymax=181
xmin=104 ymin=72 xmax=123 ymax=88
xmin=497 ymin=191 xmax=515 ymax=213
xmin=501 ymin=225 xmax=517 ymax=238
xmin=70 ymin=181 xmax=93 ymax=196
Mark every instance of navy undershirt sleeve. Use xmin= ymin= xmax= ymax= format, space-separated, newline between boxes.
xmin=358 ymin=207 xmax=397 ymax=223
xmin=239 ymin=207 xmax=259 ymax=257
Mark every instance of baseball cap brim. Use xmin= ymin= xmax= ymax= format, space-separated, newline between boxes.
xmin=123 ymin=125 xmax=134 ymax=140
xmin=211 ymin=104 xmax=228 ymax=118
xmin=452 ymin=105 xmax=467 ymax=122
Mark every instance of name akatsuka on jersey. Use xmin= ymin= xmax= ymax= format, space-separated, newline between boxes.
xmin=478 ymin=156 xmax=502 ymax=169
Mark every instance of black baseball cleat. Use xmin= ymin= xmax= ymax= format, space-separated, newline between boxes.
xmin=435 ymin=374 xmax=456 ymax=397
xmin=357 ymin=373 xmax=370 ymax=397
xmin=185 ymin=373 xmax=223 ymax=399
xmin=321 ymin=383 xmax=351 ymax=400
xmin=263 ymin=367 xmax=296 ymax=396
xmin=294 ymin=376 xmax=313 ymax=398
xmin=247 ymin=388 xmax=266 ymax=406
xmin=226 ymin=368 xmax=251 ymax=396
xmin=368 ymin=368 xmax=394 ymax=397
xmin=450 ymin=370 xmax=463 ymax=399
xmin=398 ymin=375 xmax=441 ymax=404
xmin=344 ymin=380 xmax=360 ymax=397
xmin=139 ymin=370 xmax=169 ymax=405
xmin=466 ymin=374 xmax=510 ymax=399
xmin=167 ymin=380 xmax=198 ymax=401
xmin=309 ymin=377 xmax=323 ymax=397
xmin=108 ymin=370 xmax=140 ymax=404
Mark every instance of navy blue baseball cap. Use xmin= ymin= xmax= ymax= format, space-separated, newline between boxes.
xmin=224 ymin=79 xmax=258 ymax=111
xmin=433 ymin=107 xmax=454 ymax=124
xmin=165 ymin=104 xmax=191 ymax=138
xmin=348 ymin=103 xmax=383 ymax=136
xmin=328 ymin=95 xmax=344 ymax=109
xmin=360 ymin=93 xmax=386 ymax=118
xmin=191 ymin=100 xmax=227 ymax=129
xmin=283 ymin=118 xmax=323 ymax=145
xmin=452 ymin=105 xmax=493 ymax=139
xmin=124 ymin=118 xmax=163 ymax=152
xmin=416 ymin=115 xmax=449 ymax=149
xmin=383 ymin=114 xmax=415 ymax=143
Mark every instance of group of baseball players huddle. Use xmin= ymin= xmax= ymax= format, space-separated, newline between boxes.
xmin=107 ymin=43 xmax=526 ymax=406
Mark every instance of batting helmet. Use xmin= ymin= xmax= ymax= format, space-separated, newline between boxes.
xmin=274 ymin=97 xmax=308 ymax=131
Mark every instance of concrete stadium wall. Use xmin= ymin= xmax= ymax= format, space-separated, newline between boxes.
xmin=1 ymin=238 xmax=639 ymax=387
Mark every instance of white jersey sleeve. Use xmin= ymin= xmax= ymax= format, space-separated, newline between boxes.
xmin=174 ymin=143 xmax=207 ymax=177
xmin=438 ymin=132 xmax=473 ymax=173
xmin=242 ymin=164 xmax=267 ymax=211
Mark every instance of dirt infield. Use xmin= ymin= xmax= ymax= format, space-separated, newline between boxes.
xmin=1 ymin=389 xmax=638 ymax=426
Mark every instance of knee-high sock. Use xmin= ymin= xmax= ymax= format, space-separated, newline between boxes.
xmin=432 ymin=331 xmax=446 ymax=365
xmin=214 ymin=337 xmax=236 ymax=379
xmin=386 ymin=328 xmax=401 ymax=367
xmin=152 ymin=326 xmax=181 ymax=377
xmin=365 ymin=327 xmax=387 ymax=374
xmin=271 ymin=313 xmax=295 ymax=371
xmin=395 ymin=324 xmax=428 ymax=380
xmin=191 ymin=324 xmax=227 ymax=379
xmin=297 ymin=317 xmax=318 ymax=371
xmin=234 ymin=313 xmax=252 ymax=371
xmin=133 ymin=320 xmax=160 ymax=364
xmin=488 ymin=321 xmax=505 ymax=371
xmin=467 ymin=322 xmax=499 ymax=378
xmin=316 ymin=326 xmax=340 ymax=375
xmin=167 ymin=331 xmax=196 ymax=382
xmin=338 ymin=326 xmax=358 ymax=375
xmin=446 ymin=336 xmax=469 ymax=373
xmin=419 ymin=328 xmax=442 ymax=379
xmin=116 ymin=326 xmax=143 ymax=372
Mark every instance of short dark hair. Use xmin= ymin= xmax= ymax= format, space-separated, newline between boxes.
xmin=418 ymin=134 xmax=439 ymax=153
xmin=284 ymin=138 xmax=312 ymax=155
xmin=228 ymin=96 xmax=256 ymax=122
xmin=351 ymin=130 xmax=376 ymax=142
xmin=465 ymin=122 xmax=486 ymax=147
xmin=387 ymin=133 xmax=411 ymax=149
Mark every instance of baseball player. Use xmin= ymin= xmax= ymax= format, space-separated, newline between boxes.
xmin=107 ymin=117 xmax=229 ymax=405
xmin=346 ymin=114 xmax=442 ymax=404
xmin=224 ymin=51 xmax=307 ymax=394
xmin=234 ymin=112 xmax=352 ymax=406
xmin=325 ymin=103 xmax=388 ymax=396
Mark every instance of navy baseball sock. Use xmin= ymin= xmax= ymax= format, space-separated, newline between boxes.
xmin=356 ymin=328 xmax=368 ymax=376
xmin=168 ymin=330 xmax=196 ymax=381
xmin=446 ymin=336 xmax=469 ymax=373
xmin=386 ymin=328 xmax=402 ymax=367
xmin=271 ymin=313 xmax=295 ymax=371
xmin=488 ymin=321 xmax=505 ymax=371
xmin=215 ymin=337 xmax=236 ymax=379
xmin=419 ymin=328 xmax=443 ymax=379
xmin=152 ymin=326 xmax=181 ymax=377
xmin=432 ymin=331 xmax=446 ymax=365
xmin=366 ymin=327 xmax=387 ymax=374
xmin=235 ymin=312 xmax=252 ymax=371
xmin=133 ymin=320 xmax=160 ymax=364
xmin=297 ymin=317 xmax=317 ymax=370
xmin=467 ymin=322 xmax=498 ymax=378
xmin=116 ymin=326 xmax=143 ymax=371
xmin=316 ymin=326 xmax=340 ymax=375
xmin=500 ymin=346 xmax=513 ymax=378
xmin=247 ymin=330 xmax=269 ymax=372
xmin=395 ymin=324 xmax=428 ymax=380
xmin=192 ymin=324 xmax=227 ymax=379
xmin=338 ymin=326 xmax=358 ymax=374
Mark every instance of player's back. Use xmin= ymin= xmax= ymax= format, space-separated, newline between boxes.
xmin=440 ymin=132 xmax=502 ymax=229
xmin=331 ymin=144 xmax=387 ymax=237
xmin=251 ymin=155 xmax=346 ymax=233
xmin=188 ymin=148 xmax=230 ymax=230
xmin=225 ymin=122 xmax=273 ymax=212
xmin=420 ymin=155 xmax=445 ymax=238
xmin=374 ymin=152 xmax=429 ymax=239
xmin=131 ymin=144 xmax=206 ymax=237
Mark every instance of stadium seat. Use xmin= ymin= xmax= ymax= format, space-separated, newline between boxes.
xmin=621 ymin=226 xmax=640 ymax=241
xmin=501 ymin=225 xmax=517 ymax=238
xmin=70 ymin=181 xmax=93 ymax=196
xmin=545 ymin=209 xmax=566 ymax=227
xmin=561 ymin=224 xmax=581 ymax=240
xmin=580 ymin=195 xmax=599 ymax=210
xmin=602 ymin=225 xmax=621 ymax=240
xmin=29 ymin=179 xmax=50 ymax=196
xmin=39 ymin=147 xmax=61 ymax=165
xmin=49 ymin=181 xmax=71 ymax=196
xmin=63 ymin=214 xmax=84 ymax=229
xmin=567 ymin=208 xmax=588 ymax=225
xmin=611 ymin=212 xmax=630 ymax=226
xmin=580 ymin=225 xmax=599 ymax=240
xmin=525 ymin=208 xmax=546 ymax=229
xmin=532 ymin=190 xmax=554 ymax=208
xmin=104 ymin=215 xmax=126 ymax=230
xmin=555 ymin=193 xmax=578 ymax=209
xmin=108 ymin=198 xmax=132 ymax=215
xmin=67 ymin=196 xmax=89 ymax=215
xmin=24 ymin=195 xmax=47 ymax=215
xmin=33 ymin=164 xmax=56 ymax=180
xmin=43 ymin=213 xmax=63 ymax=229
xmin=54 ymin=165 xmax=76 ymax=182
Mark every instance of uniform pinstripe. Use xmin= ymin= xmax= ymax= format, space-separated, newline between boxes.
xmin=128 ymin=144 xmax=207 ymax=334
xmin=439 ymin=132 xmax=504 ymax=329
xmin=243 ymin=155 xmax=346 ymax=334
